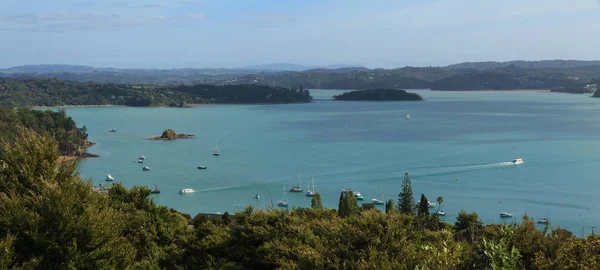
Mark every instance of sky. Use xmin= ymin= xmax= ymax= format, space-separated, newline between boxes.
xmin=1 ymin=0 xmax=599 ymax=69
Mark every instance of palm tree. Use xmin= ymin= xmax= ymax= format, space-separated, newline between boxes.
xmin=437 ymin=196 xmax=443 ymax=211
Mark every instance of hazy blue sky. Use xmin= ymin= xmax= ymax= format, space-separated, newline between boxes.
xmin=1 ymin=0 xmax=599 ymax=68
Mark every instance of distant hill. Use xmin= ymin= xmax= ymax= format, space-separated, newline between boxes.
xmin=1 ymin=64 xmax=97 ymax=74
xmin=445 ymin=60 xmax=600 ymax=71
xmin=1 ymin=60 xmax=599 ymax=92
xmin=240 ymin=63 xmax=363 ymax=71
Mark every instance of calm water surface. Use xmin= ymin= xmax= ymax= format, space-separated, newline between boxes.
xmin=65 ymin=90 xmax=600 ymax=235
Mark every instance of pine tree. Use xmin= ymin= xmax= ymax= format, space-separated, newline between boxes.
xmin=338 ymin=190 xmax=358 ymax=217
xmin=385 ymin=199 xmax=395 ymax=214
xmin=338 ymin=191 xmax=347 ymax=217
xmin=397 ymin=173 xmax=415 ymax=215
xmin=311 ymin=192 xmax=323 ymax=209
xmin=418 ymin=194 xmax=430 ymax=217
xmin=437 ymin=196 xmax=443 ymax=211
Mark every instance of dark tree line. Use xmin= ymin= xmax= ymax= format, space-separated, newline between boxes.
xmin=0 ymin=78 xmax=312 ymax=107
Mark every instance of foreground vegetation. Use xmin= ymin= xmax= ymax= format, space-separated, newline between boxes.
xmin=1 ymin=128 xmax=600 ymax=269
xmin=0 ymin=78 xmax=312 ymax=107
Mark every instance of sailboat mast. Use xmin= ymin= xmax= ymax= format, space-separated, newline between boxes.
xmin=312 ymin=176 xmax=315 ymax=193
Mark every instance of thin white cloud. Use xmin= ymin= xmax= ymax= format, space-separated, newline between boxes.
xmin=241 ymin=14 xmax=295 ymax=27
xmin=380 ymin=0 xmax=598 ymax=29
xmin=0 ymin=13 xmax=202 ymax=32
xmin=187 ymin=13 xmax=205 ymax=20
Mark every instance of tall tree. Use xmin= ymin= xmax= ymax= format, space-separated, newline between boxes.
xmin=397 ymin=173 xmax=415 ymax=215
xmin=338 ymin=191 xmax=346 ymax=217
xmin=311 ymin=192 xmax=322 ymax=209
xmin=338 ymin=190 xmax=358 ymax=217
xmin=385 ymin=199 xmax=395 ymax=214
xmin=437 ymin=196 xmax=444 ymax=211
xmin=418 ymin=194 xmax=430 ymax=217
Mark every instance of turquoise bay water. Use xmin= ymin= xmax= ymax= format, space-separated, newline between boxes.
xmin=65 ymin=90 xmax=600 ymax=235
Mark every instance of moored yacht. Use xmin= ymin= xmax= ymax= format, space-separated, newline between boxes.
xmin=142 ymin=166 xmax=150 ymax=171
xmin=213 ymin=138 xmax=220 ymax=156
xmin=137 ymin=159 xmax=144 ymax=163
xmin=428 ymin=201 xmax=436 ymax=208
xmin=139 ymin=155 xmax=145 ymax=160
xmin=289 ymin=171 xmax=303 ymax=192
xmin=109 ymin=128 xmax=117 ymax=132
xmin=435 ymin=210 xmax=446 ymax=216
xmin=372 ymin=184 xmax=385 ymax=205
xmin=500 ymin=212 xmax=513 ymax=218
xmin=197 ymin=165 xmax=207 ymax=170
xmin=354 ymin=192 xmax=364 ymax=201
xmin=305 ymin=176 xmax=316 ymax=197
xmin=105 ymin=174 xmax=114 ymax=181
xmin=150 ymin=184 xmax=160 ymax=194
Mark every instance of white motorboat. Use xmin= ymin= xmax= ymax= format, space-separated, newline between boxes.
xmin=428 ymin=201 xmax=436 ymax=208
xmin=179 ymin=188 xmax=195 ymax=194
xmin=537 ymin=218 xmax=549 ymax=224
xmin=353 ymin=192 xmax=364 ymax=201
xmin=435 ymin=210 xmax=446 ymax=216
xmin=512 ymin=158 xmax=523 ymax=165
xmin=142 ymin=166 xmax=150 ymax=171
xmin=137 ymin=159 xmax=144 ymax=163
xmin=277 ymin=200 xmax=288 ymax=207
xmin=197 ymin=165 xmax=207 ymax=170
xmin=139 ymin=155 xmax=145 ymax=160
xmin=109 ymin=128 xmax=117 ymax=132
xmin=105 ymin=174 xmax=114 ymax=181
xmin=255 ymin=194 xmax=260 ymax=199
xmin=500 ymin=212 xmax=513 ymax=218
xmin=406 ymin=114 xmax=411 ymax=119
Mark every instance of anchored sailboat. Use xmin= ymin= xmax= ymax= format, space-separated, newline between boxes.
xmin=277 ymin=185 xmax=288 ymax=207
xmin=289 ymin=171 xmax=303 ymax=192
xmin=305 ymin=176 xmax=316 ymax=197
xmin=213 ymin=138 xmax=220 ymax=156
xmin=372 ymin=184 xmax=384 ymax=205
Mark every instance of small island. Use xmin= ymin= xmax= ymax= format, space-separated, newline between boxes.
xmin=333 ymin=89 xmax=424 ymax=101
xmin=149 ymin=129 xmax=195 ymax=140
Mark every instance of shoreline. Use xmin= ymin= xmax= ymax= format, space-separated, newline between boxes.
xmin=33 ymin=104 xmax=124 ymax=109
xmin=430 ymin=89 xmax=552 ymax=93
xmin=57 ymin=153 xmax=99 ymax=164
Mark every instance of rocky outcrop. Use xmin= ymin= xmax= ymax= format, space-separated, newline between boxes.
xmin=149 ymin=129 xmax=195 ymax=140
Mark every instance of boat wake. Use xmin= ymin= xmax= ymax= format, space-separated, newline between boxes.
xmin=410 ymin=161 xmax=515 ymax=177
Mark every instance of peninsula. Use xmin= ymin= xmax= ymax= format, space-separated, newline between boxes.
xmin=333 ymin=89 xmax=424 ymax=101
xmin=0 ymin=78 xmax=313 ymax=107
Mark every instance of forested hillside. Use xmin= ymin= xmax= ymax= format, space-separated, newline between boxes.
xmin=2 ymin=62 xmax=599 ymax=93
xmin=0 ymin=78 xmax=312 ymax=107
xmin=0 ymin=107 xmax=89 ymax=156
